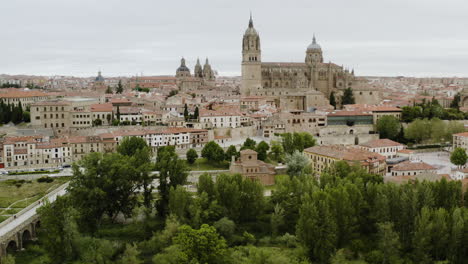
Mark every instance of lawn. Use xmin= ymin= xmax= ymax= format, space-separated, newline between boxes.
xmin=186 ymin=158 xmax=229 ymax=171
xmin=0 ymin=177 xmax=70 ymax=221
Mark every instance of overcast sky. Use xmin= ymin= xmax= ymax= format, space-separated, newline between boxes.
xmin=1 ymin=0 xmax=468 ymax=77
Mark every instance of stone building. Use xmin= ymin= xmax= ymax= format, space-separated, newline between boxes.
xmin=240 ymin=15 xmax=378 ymax=108
xmin=359 ymin=139 xmax=405 ymax=159
xmin=453 ymin=132 xmax=468 ymax=152
xmin=390 ymin=161 xmax=437 ymax=177
xmin=92 ymin=71 xmax=107 ymax=93
xmin=229 ymin=149 xmax=276 ymax=185
xmin=304 ymin=145 xmax=387 ymax=176
xmin=175 ymin=57 xmax=216 ymax=92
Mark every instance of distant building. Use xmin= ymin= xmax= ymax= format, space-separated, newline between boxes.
xmin=390 ymin=161 xmax=437 ymax=177
xmin=304 ymin=145 xmax=387 ymax=176
xmin=92 ymin=71 xmax=107 ymax=93
xmin=359 ymin=139 xmax=405 ymax=159
xmin=453 ymin=132 xmax=468 ymax=152
xmin=175 ymin=57 xmax=216 ymax=92
xmin=229 ymin=149 xmax=276 ymax=186
xmin=240 ymin=15 xmax=379 ymax=107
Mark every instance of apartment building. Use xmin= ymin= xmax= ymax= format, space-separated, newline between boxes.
xmin=359 ymin=139 xmax=405 ymax=159
xmin=0 ymin=135 xmax=114 ymax=169
xmin=0 ymin=89 xmax=56 ymax=106
xmin=199 ymin=109 xmax=243 ymax=128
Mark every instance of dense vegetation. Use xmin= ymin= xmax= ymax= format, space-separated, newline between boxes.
xmin=0 ymin=100 xmax=30 ymax=124
xmin=401 ymin=97 xmax=467 ymax=122
xmin=7 ymin=137 xmax=468 ymax=264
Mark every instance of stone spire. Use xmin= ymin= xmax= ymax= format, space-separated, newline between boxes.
xmin=249 ymin=12 xmax=253 ymax=28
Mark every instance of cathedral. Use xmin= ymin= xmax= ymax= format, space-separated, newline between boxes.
xmin=241 ymin=15 xmax=379 ymax=109
xmin=176 ymin=57 xmax=215 ymax=91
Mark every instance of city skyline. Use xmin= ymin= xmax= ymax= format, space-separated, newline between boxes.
xmin=1 ymin=0 xmax=468 ymax=77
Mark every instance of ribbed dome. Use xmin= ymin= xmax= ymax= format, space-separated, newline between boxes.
xmin=307 ymin=35 xmax=321 ymax=50
xmin=177 ymin=65 xmax=190 ymax=72
xmin=95 ymin=71 xmax=105 ymax=82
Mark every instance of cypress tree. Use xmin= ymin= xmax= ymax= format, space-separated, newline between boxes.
xmin=194 ymin=106 xmax=199 ymax=120
xmin=329 ymin=91 xmax=336 ymax=109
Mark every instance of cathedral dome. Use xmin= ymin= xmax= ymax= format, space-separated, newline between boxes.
xmin=307 ymin=36 xmax=321 ymax=51
xmin=95 ymin=71 xmax=105 ymax=82
xmin=176 ymin=58 xmax=190 ymax=72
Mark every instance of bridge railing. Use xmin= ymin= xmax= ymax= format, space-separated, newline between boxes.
xmin=0 ymin=182 xmax=69 ymax=231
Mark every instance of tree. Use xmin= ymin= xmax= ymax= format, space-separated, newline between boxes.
xmin=450 ymin=148 xmax=467 ymax=168
xmin=116 ymin=80 xmax=124 ymax=94
xmin=213 ymin=217 xmax=236 ymax=242
xmin=69 ymin=152 xmax=140 ymax=232
xmin=119 ymin=243 xmax=142 ymax=264
xmin=376 ymin=116 xmax=401 ymax=140
xmin=201 ymin=141 xmax=225 ymax=163
xmin=240 ymin=138 xmax=257 ymax=151
xmin=155 ymin=146 xmax=188 ymax=218
xmin=281 ymin=132 xmax=315 ymax=154
xmin=173 ymin=224 xmax=228 ymax=264
xmin=255 ymin=141 xmax=269 ymax=161
xmin=342 ymin=87 xmax=355 ymax=105
xmin=117 ymin=137 xmax=153 ymax=209
xmin=92 ymin=118 xmax=102 ymax=126
xmin=186 ymin=149 xmax=198 ymax=164
xmin=22 ymin=111 xmax=30 ymax=123
xmin=169 ymin=186 xmax=194 ymax=223
xmin=116 ymin=106 xmax=121 ymax=121
xmin=450 ymin=93 xmax=461 ymax=110
xmin=183 ymin=104 xmax=189 ymax=121
xmin=376 ymin=222 xmax=401 ymax=264
xmin=37 ymin=196 xmax=79 ymax=263
xmin=329 ymin=91 xmax=337 ymax=109
xmin=270 ymin=141 xmax=284 ymax=162
xmin=297 ymin=191 xmax=337 ymax=263
xmin=105 ymin=86 xmax=113 ymax=94
xmin=168 ymin=90 xmax=178 ymax=97
xmin=193 ymin=106 xmax=199 ymax=120
xmin=224 ymin=145 xmax=239 ymax=161
xmin=285 ymin=151 xmax=311 ymax=177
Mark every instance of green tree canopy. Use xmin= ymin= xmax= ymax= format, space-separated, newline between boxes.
xmin=186 ymin=148 xmax=198 ymax=164
xmin=376 ymin=116 xmax=401 ymax=140
xmin=201 ymin=141 xmax=225 ymax=163
xmin=450 ymin=147 xmax=468 ymax=167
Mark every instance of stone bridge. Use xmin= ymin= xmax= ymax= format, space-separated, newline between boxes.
xmin=0 ymin=182 xmax=69 ymax=261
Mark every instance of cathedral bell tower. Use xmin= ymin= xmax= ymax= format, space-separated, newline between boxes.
xmin=305 ymin=35 xmax=323 ymax=66
xmin=241 ymin=14 xmax=262 ymax=96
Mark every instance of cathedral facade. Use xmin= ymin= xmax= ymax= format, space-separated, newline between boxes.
xmin=241 ymin=16 xmax=374 ymax=109
xmin=176 ymin=57 xmax=215 ymax=91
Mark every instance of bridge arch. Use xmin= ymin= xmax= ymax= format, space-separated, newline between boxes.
xmin=6 ymin=240 xmax=17 ymax=253
xmin=22 ymin=230 xmax=31 ymax=243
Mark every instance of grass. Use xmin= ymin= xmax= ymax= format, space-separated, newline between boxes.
xmin=186 ymin=158 xmax=229 ymax=171
xmin=0 ymin=176 xmax=70 ymax=221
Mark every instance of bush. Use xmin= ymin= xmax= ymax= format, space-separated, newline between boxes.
xmin=37 ymin=176 xmax=54 ymax=183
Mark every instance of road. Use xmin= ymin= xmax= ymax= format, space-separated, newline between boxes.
xmin=0 ymin=184 xmax=68 ymax=237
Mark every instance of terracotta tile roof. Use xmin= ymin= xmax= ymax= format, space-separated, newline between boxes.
xmin=392 ymin=161 xmax=436 ymax=171
xmin=360 ymin=139 xmax=404 ymax=148
xmin=327 ymin=110 xmax=372 ymax=117
xmin=32 ymin=100 xmax=69 ymax=106
xmin=453 ymin=132 xmax=468 ymax=137
xmin=0 ymin=89 xmax=50 ymax=98
xmin=90 ymin=103 xmax=113 ymax=112
xmin=304 ymin=145 xmax=386 ymax=163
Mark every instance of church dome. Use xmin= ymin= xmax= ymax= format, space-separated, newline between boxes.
xmin=176 ymin=58 xmax=190 ymax=72
xmin=177 ymin=65 xmax=190 ymax=72
xmin=95 ymin=71 xmax=105 ymax=82
xmin=307 ymin=36 xmax=321 ymax=51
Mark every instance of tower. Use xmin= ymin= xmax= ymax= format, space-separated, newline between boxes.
xmin=305 ymin=35 xmax=323 ymax=66
xmin=194 ymin=58 xmax=203 ymax=78
xmin=241 ymin=14 xmax=262 ymax=96
xmin=203 ymin=58 xmax=214 ymax=81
